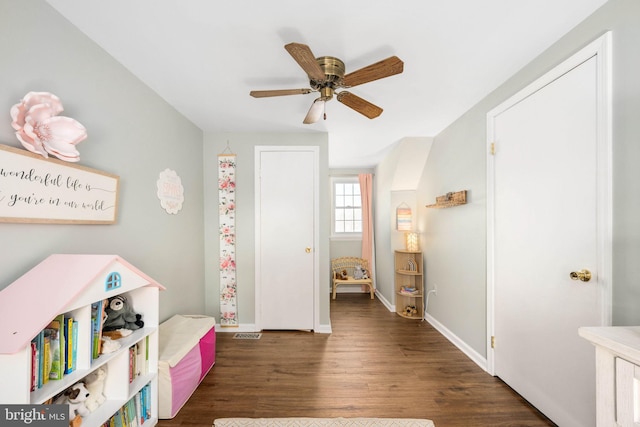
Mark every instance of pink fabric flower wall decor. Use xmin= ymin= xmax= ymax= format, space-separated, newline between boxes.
xmin=10 ymin=91 xmax=87 ymax=162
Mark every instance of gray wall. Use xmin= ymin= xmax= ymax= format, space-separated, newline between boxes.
xmin=416 ymin=0 xmax=640 ymax=358
xmin=374 ymin=143 xmax=402 ymax=302
xmin=374 ymin=138 xmax=432 ymax=308
xmin=203 ymin=132 xmax=331 ymax=329
xmin=0 ymin=2 xmax=205 ymax=322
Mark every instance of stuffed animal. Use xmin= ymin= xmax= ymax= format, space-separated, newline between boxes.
xmin=100 ymin=336 xmax=121 ymax=354
xmin=404 ymin=305 xmax=418 ymax=316
xmin=353 ymin=265 xmax=366 ymax=280
xmin=102 ymin=295 xmax=144 ymax=331
xmin=54 ymin=382 xmax=91 ymax=421
xmin=83 ymin=367 xmax=107 ymax=412
xmin=334 ymin=269 xmax=348 ymax=280
xmin=362 ymin=269 xmax=370 ymax=280
xmin=102 ymin=328 xmax=132 ymax=340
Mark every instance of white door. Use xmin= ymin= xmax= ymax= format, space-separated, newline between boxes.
xmin=487 ymin=34 xmax=611 ymax=427
xmin=255 ymin=146 xmax=318 ymax=330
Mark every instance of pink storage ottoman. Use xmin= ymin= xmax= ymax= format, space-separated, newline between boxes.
xmin=158 ymin=314 xmax=216 ymax=419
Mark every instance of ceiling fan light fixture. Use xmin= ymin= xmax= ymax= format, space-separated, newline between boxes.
xmin=303 ymin=99 xmax=325 ymax=124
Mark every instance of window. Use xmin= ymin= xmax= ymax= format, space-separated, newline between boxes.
xmin=105 ymin=271 xmax=122 ymax=292
xmin=332 ymin=178 xmax=362 ymax=236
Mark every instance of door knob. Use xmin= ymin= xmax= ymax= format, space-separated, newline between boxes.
xmin=569 ymin=269 xmax=591 ymax=282
xmin=305 ymin=247 xmax=312 ymax=253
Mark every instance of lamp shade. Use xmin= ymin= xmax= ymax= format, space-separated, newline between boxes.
xmin=405 ymin=232 xmax=419 ymax=252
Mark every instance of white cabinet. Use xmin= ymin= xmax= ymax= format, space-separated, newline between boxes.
xmin=0 ymin=254 xmax=164 ymax=427
xmin=579 ymin=326 xmax=640 ymax=427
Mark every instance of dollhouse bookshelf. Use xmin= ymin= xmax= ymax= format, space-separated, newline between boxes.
xmin=0 ymin=254 xmax=164 ymax=427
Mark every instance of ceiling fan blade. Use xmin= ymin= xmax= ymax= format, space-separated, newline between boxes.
xmin=250 ymin=88 xmax=312 ymax=98
xmin=285 ymin=43 xmax=326 ymax=81
xmin=342 ymin=56 xmax=404 ymax=88
xmin=303 ymin=99 xmax=325 ymax=124
xmin=336 ymin=91 xmax=383 ymax=119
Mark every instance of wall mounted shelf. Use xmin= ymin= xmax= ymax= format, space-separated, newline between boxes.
xmin=426 ymin=190 xmax=467 ymax=208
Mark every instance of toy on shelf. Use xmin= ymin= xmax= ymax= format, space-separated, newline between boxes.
xmin=100 ymin=328 xmax=132 ymax=355
xmin=404 ymin=305 xmax=418 ymax=317
xmin=400 ymin=286 xmax=418 ymax=295
xmin=53 ymin=382 xmax=91 ymax=423
xmin=83 ymin=366 xmax=107 ymax=412
xmin=103 ymin=295 xmax=144 ymax=331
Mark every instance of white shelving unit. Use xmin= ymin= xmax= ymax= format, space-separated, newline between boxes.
xmin=0 ymin=254 xmax=164 ymax=427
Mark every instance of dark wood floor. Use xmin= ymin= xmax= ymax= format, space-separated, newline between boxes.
xmin=157 ymin=294 xmax=555 ymax=426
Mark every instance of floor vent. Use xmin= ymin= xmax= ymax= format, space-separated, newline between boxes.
xmin=233 ymin=332 xmax=262 ymax=340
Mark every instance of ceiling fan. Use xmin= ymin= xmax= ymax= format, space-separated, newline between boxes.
xmin=250 ymin=43 xmax=404 ymax=124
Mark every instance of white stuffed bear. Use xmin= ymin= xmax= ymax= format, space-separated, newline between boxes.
xmin=83 ymin=366 xmax=107 ymax=412
xmin=54 ymin=382 xmax=91 ymax=421
xmin=353 ymin=265 xmax=365 ymax=280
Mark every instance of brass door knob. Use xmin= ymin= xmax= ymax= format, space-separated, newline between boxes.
xmin=569 ymin=269 xmax=591 ymax=282
xmin=305 ymin=247 xmax=312 ymax=253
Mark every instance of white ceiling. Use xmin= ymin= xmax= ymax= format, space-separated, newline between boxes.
xmin=46 ymin=0 xmax=607 ymax=168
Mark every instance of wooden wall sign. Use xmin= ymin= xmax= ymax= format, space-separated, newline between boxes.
xmin=0 ymin=144 xmax=119 ymax=224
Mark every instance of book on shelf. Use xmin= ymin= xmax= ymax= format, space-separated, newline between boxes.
xmin=135 ymin=337 xmax=147 ymax=376
xmin=35 ymin=330 xmax=44 ymax=388
xmin=44 ymin=314 xmax=66 ymax=380
xmin=30 ymin=340 xmax=37 ymax=391
xmin=138 ymin=383 xmax=151 ymax=423
xmin=144 ymin=383 xmax=151 ymax=421
xmin=42 ymin=334 xmax=51 ymax=384
xmin=91 ymin=300 xmax=107 ymax=359
xmin=71 ymin=320 xmax=78 ymax=371
xmin=64 ymin=315 xmax=74 ymax=374
xmin=123 ymin=398 xmax=138 ymax=427
xmin=134 ymin=392 xmax=142 ymax=425
xmin=128 ymin=345 xmax=136 ymax=383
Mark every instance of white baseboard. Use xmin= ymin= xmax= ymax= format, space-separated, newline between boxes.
xmin=424 ymin=312 xmax=488 ymax=372
xmin=375 ymin=290 xmax=394 ymax=313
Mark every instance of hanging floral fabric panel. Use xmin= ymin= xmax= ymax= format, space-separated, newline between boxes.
xmin=218 ymin=154 xmax=237 ymax=326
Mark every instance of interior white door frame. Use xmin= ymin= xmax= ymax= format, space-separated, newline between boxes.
xmin=486 ymin=32 xmax=612 ymax=375
xmin=254 ymin=145 xmax=320 ymax=331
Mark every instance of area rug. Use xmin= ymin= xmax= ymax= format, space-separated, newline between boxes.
xmin=214 ymin=418 xmax=435 ymax=427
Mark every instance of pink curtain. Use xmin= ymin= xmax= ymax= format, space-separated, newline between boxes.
xmin=359 ymin=174 xmax=374 ymax=289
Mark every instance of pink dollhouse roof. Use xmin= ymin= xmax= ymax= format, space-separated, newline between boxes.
xmin=0 ymin=254 xmax=165 ymax=354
